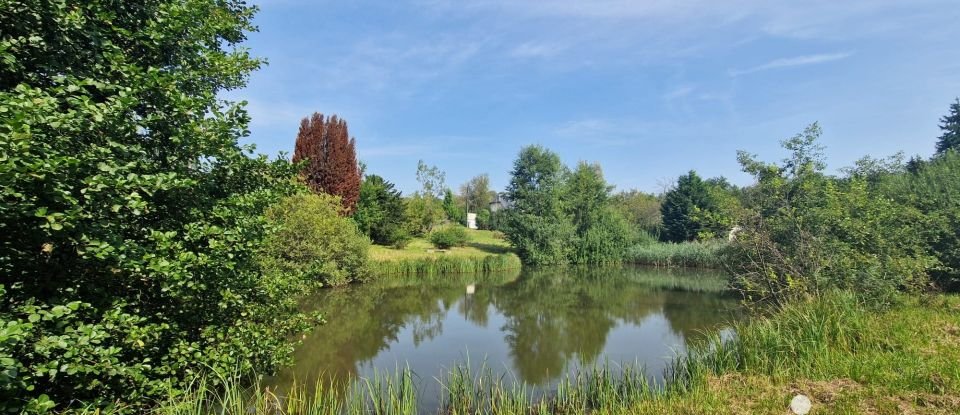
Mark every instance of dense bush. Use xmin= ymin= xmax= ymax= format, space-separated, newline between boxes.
xmin=571 ymin=210 xmax=636 ymax=264
xmin=0 ymin=1 xmax=309 ymax=412
xmin=725 ymin=124 xmax=933 ymax=307
xmin=430 ymin=225 xmax=470 ymax=249
xmin=881 ymin=150 xmax=960 ymax=289
xmin=261 ymin=193 xmax=370 ymax=287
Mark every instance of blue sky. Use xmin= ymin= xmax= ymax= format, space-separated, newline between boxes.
xmin=229 ymin=0 xmax=960 ymax=194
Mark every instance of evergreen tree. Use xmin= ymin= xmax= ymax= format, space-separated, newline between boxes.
xmin=293 ymin=113 xmax=362 ymax=213
xmin=354 ymin=174 xmax=407 ymax=245
xmin=443 ymin=188 xmax=465 ymax=224
xmin=660 ymin=171 xmax=715 ymax=242
xmin=935 ymin=98 xmax=960 ymax=155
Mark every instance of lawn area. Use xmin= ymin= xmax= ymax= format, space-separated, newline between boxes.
xmin=369 ymin=229 xmax=513 ymax=260
xmin=368 ymin=229 xmax=520 ymax=277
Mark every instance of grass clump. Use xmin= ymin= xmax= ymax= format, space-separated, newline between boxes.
xmin=626 ymin=240 xmax=725 ymax=268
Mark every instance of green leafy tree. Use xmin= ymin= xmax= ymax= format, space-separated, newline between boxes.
xmin=0 ymin=1 xmax=305 ymax=411
xmin=695 ymin=177 xmax=742 ymax=240
xmin=503 ymin=146 xmax=574 ymax=266
xmin=611 ymin=190 xmax=662 ymax=238
xmin=354 ymin=174 xmax=408 ymax=245
xmin=935 ymin=98 xmax=960 ymax=155
xmin=564 ymin=162 xmax=635 ymax=263
xmin=404 ymin=161 xmax=446 ymax=236
xmin=460 ymin=174 xmax=493 ymax=218
xmin=660 ymin=171 xmax=716 ymax=242
xmin=261 ymin=194 xmax=370 ymax=287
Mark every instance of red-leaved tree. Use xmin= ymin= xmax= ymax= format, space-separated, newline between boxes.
xmin=293 ymin=113 xmax=361 ymax=214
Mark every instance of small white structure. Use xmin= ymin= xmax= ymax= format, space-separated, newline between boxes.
xmin=466 ymin=212 xmax=478 ymax=229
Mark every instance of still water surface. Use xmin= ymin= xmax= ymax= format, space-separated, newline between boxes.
xmin=270 ymin=265 xmax=741 ymax=409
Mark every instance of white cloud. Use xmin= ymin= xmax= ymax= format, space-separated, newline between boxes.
xmin=730 ymin=52 xmax=853 ymax=76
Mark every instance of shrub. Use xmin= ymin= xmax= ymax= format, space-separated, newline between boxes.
xmin=881 ymin=150 xmax=960 ymax=290
xmin=261 ymin=193 xmax=370 ymax=287
xmin=430 ymin=225 xmax=470 ymax=249
xmin=571 ymin=208 xmax=637 ymax=264
xmin=389 ymin=227 xmax=413 ymax=249
xmin=727 ymin=125 xmax=933 ymax=308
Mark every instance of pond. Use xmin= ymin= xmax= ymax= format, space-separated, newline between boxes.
xmin=268 ymin=265 xmax=742 ymax=411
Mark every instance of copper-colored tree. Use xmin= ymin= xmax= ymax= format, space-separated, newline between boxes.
xmin=293 ymin=113 xmax=361 ymax=214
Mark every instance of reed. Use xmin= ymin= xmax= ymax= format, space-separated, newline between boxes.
xmin=370 ymin=254 xmax=522 ymax=278
xmin=625 ymin=241 xmax=726 ymax=269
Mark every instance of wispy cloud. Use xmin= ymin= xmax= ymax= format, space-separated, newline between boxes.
xmin=663 ymin=85 xmax=696 ymax=100
xmin=730 ymin=52 xmax=853 ymax=76
xmin=509 ymin=41 xmax=568 ymax=59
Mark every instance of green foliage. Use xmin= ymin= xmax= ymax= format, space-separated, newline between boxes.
xmin=476 ymin=209 xmax=492 ymax=230
xmin=626 ymin=241 xmax=726 ymax=268
xmin=353 ymin=174 xmax=407 ymax=246
xmin=611 ymin=190 xmax=662 ymax=237
xmin=503 ymin=146 xmax=575 ymax=266
xmin=370 ymin=254 xmax=521 ymax=277
xmin=660 ymin=171 xmax=731 ymax=242
xmin=882 ymin=150 xmax=960 ymax=289
xmin=460 ymin=174 xmax=493 ymax=216
xmin=726 ymin=124 xmax=934 ymax=307
xmin=935 ymin=98 xmax=960 ymax=155
xmin=442 ymin=189 xmax=465 ymax=224
xmin=403 ymin=193 xmax=445 ymax=237
xmin=403 ymin=161 xmax=447 ymax=236
xmin=261 ymin=193 xmax=370 ymax=287
xmin=565 ymin=162 xmax=636 ymax=264
xmin=0 ymin=1 xmax=313 ymax=412
xmin=429 ymin=225 xmax=470 ymax=249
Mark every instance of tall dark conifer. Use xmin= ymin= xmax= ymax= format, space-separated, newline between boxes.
xmin=935 ymin=98 xmax=960 ymax=155
xmin=293 ymin=113 xmax=361 ymax=213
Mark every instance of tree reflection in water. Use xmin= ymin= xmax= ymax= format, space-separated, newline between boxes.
xmin=269 ymin=265 xmax=741 ymax=394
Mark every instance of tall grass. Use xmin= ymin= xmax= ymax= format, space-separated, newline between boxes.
xmin=625 ymin=241 xmax=725 ymax=269
xmin=370 ymin=254 xmax=521 ymax=278
xmin=152 ymin=367 xmax=416 ymax=415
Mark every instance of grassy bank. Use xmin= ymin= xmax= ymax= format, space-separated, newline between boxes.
xmin=144 ymin=292 xmax=960 ymax=414
xmin=625 ymin=241 xmax=725 ymax=269
xmin=369 ymin=229 xmax=521 ymax=277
